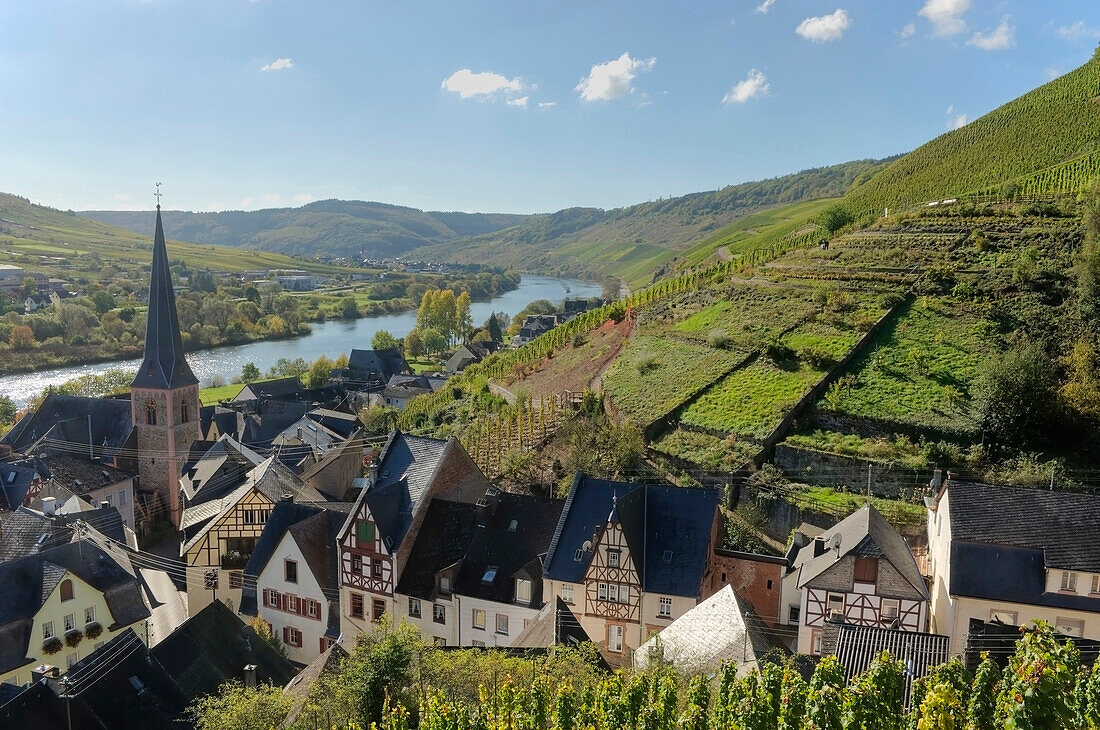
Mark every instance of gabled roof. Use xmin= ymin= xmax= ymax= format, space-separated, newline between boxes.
xmin=180 ymin=434 xmax=265 ymax=504
xmin=453 ymin=492 xmax=564 ymax=605
xmin=634 ymin=585 xmax=786 ymax=675
xmin=2 ymin=394 xmax=132 ymax=458
xmin=943 ymin=479 xmax=1100 ymax=572
xmin=34 ymin=453 xmax=133 ymax=495
xmin=132 ymin=207 xmax=198 ymax=390
xmin=348 ymin=348 xmax=409 ymax=382
xmin=356 ymin=431 xmax=446 ymax=548
xmin=150 ymin=599 xmax=297 ymax=699
xmin=284 ymin=642 xmax=349 ymax=726
xmin=307 ymin=407 xmax=361 ymax=439
xmin=831 ymin=623 xmax=950 ymax=707
xmin=0 ymin=506 xmax=128 ymax=561
xmin=543 ymin=475 xmax=719 ymax=598
xmin=235 ymin=376 xmax=305 ymax=402
xmin=791 ymin=504 xmax=928 ymax=600
xmin=394 ymin=499 xmax=478 ymax=600
xmin=512 ymin=596 xmax=595 ymax=649
xmin=0 ymin=461 xmax=35 ymax=511
xmin=239 ymin=500 xmax=352 ymax=639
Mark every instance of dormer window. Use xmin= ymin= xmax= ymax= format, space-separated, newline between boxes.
xmin=439 ymin=576 xmax=451 ymax=594
xmin=516 ymin=578 xmax=532 ymax=603
xmin=1061 ymin=571 xmax=1078 ymax=592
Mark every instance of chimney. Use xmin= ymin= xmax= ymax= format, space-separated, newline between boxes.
xmin=368 ymin=460 xmax=379 ymax=487
xmin=929 ymin=469 xmax=943 ymax=492
xmin=100 ymin=500 xmax=111 ymax=510
xmin=243 ymin=664 xmax=257 ymax=689
xmin=32 ymin=664 xmax=59 ymax=683
xmin=41 ymin=497 xmax=56 ymax=517
xmin=280 ymin=493 xmax=294 ymax=504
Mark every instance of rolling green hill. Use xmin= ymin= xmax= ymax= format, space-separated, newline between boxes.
xmin=81 ymin=200 xmax=528 ymax=260
xmin=412 ymin=159 xmax=887 ymax=287
xmin=846 ymin=52 xmax=1100 ymax=212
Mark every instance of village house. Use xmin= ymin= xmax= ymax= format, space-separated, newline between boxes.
xmin=239 ymin=498 xmax=350 ymax=664
xmin=336 ymin=430 xmax=490 ymax=640
xmin=32 ymin=454 xmax=136 ymax=530
xmin=780 ymin=504 xmax=929 ymax=655
xmin=444 ymin=341 xmax=501 ymax=375
xmin=541 ymin=475 xmax=721 ymax=662
xmin=927 ymin=479 xmax=1100 ymax=655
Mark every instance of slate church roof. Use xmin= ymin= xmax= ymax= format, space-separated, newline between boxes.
xmin=543 ymin=474 xmax=719 ymax=598
xmin=131 ymin=206 xmax=198 ymax=390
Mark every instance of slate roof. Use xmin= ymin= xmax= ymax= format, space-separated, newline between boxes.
xmin=357 ymin=431 xmax=449 ymax=552
xmin=383 ymin=382 xmax=434 ymax=402
xmin=0 ymin=506 xmax=128 ymax=561
xmin=35 ymin=453 xmax=133 ymax=495
xmin=831 ymin=623 xmax=950 ymax=707
xmin=151 ymin=599 xmax=298 ymax=699
xmin=543 ymin=474 xmax=719 ymax=598
xmin=0 ymin=461 xmax=35 ymax=511
xmin=1 ymin=394 xmax=133 ymax=459
xmin=634 ymin=585 xmax=786 ymax=675
xmin=791 ymin=504 xmax=928 ymax=600
xmin=180 ymin=435 xmax=265 ymax=505
xmin=235 ymin=376 xmax=305 ymax=402
xmin=945 ymin=479 xmax=1100 ymax=572
xmin=950 ymin=541 xmax=1100 ymax=611
xmin=132 ymin=207 xmax=198 ymax=390
xmin=0 ymin=540 xmax=149 ymax=675
xmin=239 ymin=500 xmax=353 ymax=641
xmin=453 ymin=492 xmax=564 ymax=605
xmin=307 ymin=407 xmax=361 ymax=439
xmin=284 ymin=642 xmax=349 ymax=726
xmin=348 ymin=347 xmax=409 ymax=383
xmin=511 ymin=596 xmax=595 ymax=649
xmin=445 ymin=341 xmax=501 ymax=374
xmin=394 ymin=499 xmax=478 ymax=600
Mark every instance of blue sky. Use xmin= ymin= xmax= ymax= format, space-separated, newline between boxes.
xmin=0 ymin=0 xmax=1098 ymax=214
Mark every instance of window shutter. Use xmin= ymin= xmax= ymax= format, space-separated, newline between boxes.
xmin=282 ymin=626 xmax=289 ymax=644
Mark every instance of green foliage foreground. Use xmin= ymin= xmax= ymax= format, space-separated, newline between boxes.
xmin=193 ymin=621 xmax=1100 ymax=730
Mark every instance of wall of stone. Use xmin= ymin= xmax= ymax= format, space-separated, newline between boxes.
xmin=774 ymin=444 xmax=933 ymax=499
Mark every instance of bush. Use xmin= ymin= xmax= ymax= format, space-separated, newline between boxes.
xmin=708 ymin=329 xmax=732 ymax=349
xmin=973 ymin=340 xmax=1058 ymax=447
xmin=635 ymin=353 xmax=659 ymax=373
xmin=798 ymin=345 xmax=836 ymax=370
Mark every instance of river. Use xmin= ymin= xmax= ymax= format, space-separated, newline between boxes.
xmin=0 ymin=275 xmax=602 ymax=407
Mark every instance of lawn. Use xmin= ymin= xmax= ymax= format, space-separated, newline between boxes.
xmin=672 ymin=285 xmax=816 ymax=348
xmin=680 ymin=361 xmax=823 ymax=441
xmin=199 ymin=382 xmax=244 ymax=405
xmin=650 ymin=427 xmax=758 ymax=470
xmin=602 ymin=335 xmax=746 ymax=425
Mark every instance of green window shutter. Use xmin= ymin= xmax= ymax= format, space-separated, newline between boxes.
xmin=358 ymin=522 xmax=375 ymax=542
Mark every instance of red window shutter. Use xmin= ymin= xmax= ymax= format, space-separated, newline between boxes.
xmin=282 ymin=626 xmax=289 ymax=644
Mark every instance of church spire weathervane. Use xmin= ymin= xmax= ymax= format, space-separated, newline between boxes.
xmin=154 ymin=182 xmax=162 ymax=209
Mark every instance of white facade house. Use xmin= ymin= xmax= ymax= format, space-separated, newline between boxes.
xmin=255 ymin=530 xmax=331 ymax=664
xmin=927 ymin=479 xmax=1100 ymax=656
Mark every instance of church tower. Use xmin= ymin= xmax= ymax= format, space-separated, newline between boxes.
xmin=131 ymin=204 xmax=200 ymax=527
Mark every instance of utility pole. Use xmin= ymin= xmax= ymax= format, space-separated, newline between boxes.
xmin=867 ymin=463 xmax=873 ymax=504
xmin=60 ymin=678 xmax=72 ymax=730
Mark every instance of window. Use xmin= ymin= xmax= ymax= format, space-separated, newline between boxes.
xmin=880 ymin=599 xmax=900 ymax=621
xmin=788 ymin=605 xmax=801 ymax=624
xmin=357 ymin=521 xmax=375 ymax=544
xmin=658 ymin=597 xmax=672 ymax=617
xmin=145 ymin=398 xmax=157 ymax=425
xmin=608 ymin=584 xmax=619 ymax=603
xmin=180 ymin=400 xmax=189 ymax=424
xmin=827 ymin=593 xmax=845 ymax=619
xmin=607 ymin=549 xmax=620 ymax=568
xmin=516 ymin=578 xmax=532 ymax=603
xmin=308 ymin=601 xmax=318 ymax=618
xmin=812 ymin=630 xmax=823 ymax=655
xmin=285 ymin=559 xmax=298 ymax=584
xmin=597 ymin=583 xmax=607 ymax=601
xmin=472 ymin=640 xmax=486 ymax=648
xmin=288 ymin=595 xmax=298 ymax=613
xmin=230 ymin=571 xmax=243 ymax=589
xmin=1061 ymin=571 xmax=1079 ymax=592
xmin=104 ymin=495 xmax=113 ymax=507
xmin=60 ymin=579 xmax=73 ymax=602
xmin=84 ymin=607 xmax=95 ymax=624
xmin=990 ymin=609 xmax=1018 ymax=625
xmin=766 ymin=580 xmax=773 ymax=590
xmin=352 ymin=555 xmax=362 ymax=574
xmin=433 ymin=603 xmax=446 ymax=624
xmin=409 ymin=598 xmax=422 ymax=618
xmin=854 ymin=557 xmax=879 ymax=584
xmin=64 ymin=614 xmax=75 ymax=632
xmin=561 ymin=584 xmax=574 ymax=604
xmin=439 ymin=576 xmax=451 ymax=594
xmin=372 ymin=599 xmax=386 ymax=622
xmin=351 ymin=592 xmax=364 ymax=619
xmin=608 ymin=625 xmax=623 ymax=653
xmin=284 ymin=627 xmax=302 ymax=648
xmin=472 ymin=608 xmax=486 ymax=630
xmin=496 ymin=613 xmax=509 ymax=635
xmin=43 ymin=621 xmax=54 ymax=640
xmin=433 ymin=636 xmax=447 ymax=647
xmin=119 ymin=491 xmax=127 ymax=506
xmin=1057 ymin=617 xmax=1085 ymax=638
xmin=372 ymin=560 xmax=383 ymax=579
xmin=482 ymin=566 xmax=498 ymax=583
xmin=1093 ymin=575 xmax=1100 ymax=594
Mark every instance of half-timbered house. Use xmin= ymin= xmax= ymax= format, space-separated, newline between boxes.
xmin=337 ymin=430 xmax=489 ymax=639
xmin=181 ymin=457 xmax=325 ymax=615
xmin=780 ymin=504 xmax=929 ymax=655
xmin=542 ymin=475 xmax=721 ymax=662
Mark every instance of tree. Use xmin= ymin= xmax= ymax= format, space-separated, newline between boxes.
xmin=8 ymin=325 xmax=35 ymax=350
xmin=404 ymin=328 xmax=425 ymax=358
xmin=340 ymin=296 xmax=359 ymax=319
xmin=243 ymin=285 xmax=261 ymax=305
xmin=422 ymin=328 xmax=447 ymax=354
xmin=241 ymin=362 xmax=260 ymax=383
xmin=21 ymin=276 xmax=36 ymax=297
xmin=818 ymin=203 xmax=854 ymax=234
xmin=340 ymin=621 xmax=420 ymax=726
xmin=973 ymin=340 xmax=1059 ymax=447
xmin=455 ymin=290 xmax=472 ymax=343
xmin=0 ymin=396 xmax=16 ymax=426
xmin=486 ymin=313 xmax=504 ymax=342
xmin=305 ymin=355 xmax=335 ymax=389
xmin=188 ymin=681 xmax=291 ymax=730
xmin=88 ymin=290 xmax=117 ymax=315
xmin=372 ymin=329 xmax=401 ymax=351
xmin=995 ymin=622 xmax=1079 ymax=729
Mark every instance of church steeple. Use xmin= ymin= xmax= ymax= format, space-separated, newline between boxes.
xmin=132 ymin=205 xmax=197 ymax=390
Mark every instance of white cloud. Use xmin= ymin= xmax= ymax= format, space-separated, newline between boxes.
xmin=722 ymin=69 xmax=770 ymax=105
xmin=968 ymin=17 xmax=1014 ymax=51
xmin=537 ymin=101 xmax=557 ymax=109
xmin=441 ymin=69 xmax=523 ymax=99
xmin=506 ymin=96 xmax=529 ymax=108
xmin=1058 ymin=21 xmax=1100 ymax=42
xmin=575 ymin=52 xmax=656 ymax=102
xmin=947 ymin=112 xmax=968 ymax=130
xmin=919 ymin=0 xmax=969 ymax=37
xmin=900 ymin=22 xmax=916 ymax=38
xmin=261 ymin=57 xmax=293 ymax=72
xmin=796 ymin=9 xmax=851 ymax=43
xmin=945 ymin=105 xmax=954 ymax=115
xmin=756 ymin=0 xmax=778 ymax=13
xmin=1045 ymin=66 xmax=1061 ymax=80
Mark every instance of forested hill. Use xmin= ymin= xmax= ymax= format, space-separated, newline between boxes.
xmin=846 ymin=51 xmax=1100 ymax=212
xmin=80 ymin=201 xmax=529 ymax=260
xmin=411 ymin=158 xmax=889 ymax=285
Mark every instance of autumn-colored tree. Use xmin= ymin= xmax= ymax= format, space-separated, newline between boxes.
xmin=8 ymin=324 xmax=35 ymax=350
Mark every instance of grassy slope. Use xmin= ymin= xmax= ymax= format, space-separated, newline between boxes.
xmin=846 ymin=53 xmax=1100 ymax=212
xmin=0 ymin=194 xmax=360 ymax=282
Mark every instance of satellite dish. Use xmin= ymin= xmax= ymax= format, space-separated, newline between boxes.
xmin=831 ymin=534 xmax=843 ymax=551
xmin=582 ymin=540 xmax=593 ymax=552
